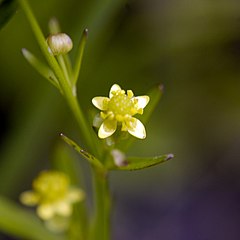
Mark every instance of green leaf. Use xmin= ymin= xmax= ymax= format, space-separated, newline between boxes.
xmin=22 ymin=48 xmax=60 ymax=90
xmin=73 ymin=29 xmax=88 ymax=85
xmin=48 ymin=17 xmax=61 ymax=34
xmin=0 ymin=0 xmax=17 ymax=30
xmin=110 ymin=153 xmax=174 ymax=171
xmin=0 ymin=196 xmax=64 ymax=240
xmin=141 ymin=84 xmax=164 ymax=124
xmin=60 ymin=134 xmax=106 ymax=173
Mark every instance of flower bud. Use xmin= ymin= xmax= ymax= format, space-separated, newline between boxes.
xmin=47 ymin=33 xmax=73 ymax=55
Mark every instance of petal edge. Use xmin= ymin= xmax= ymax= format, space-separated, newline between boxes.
xmin=98 ymin=119 xmax=117 ymax=139
xmin=92 ymin=97 xmax=109 ymax=110
xmin=133 ymin=96 xmax=150 ymax=109
xmin=127 ymin=118 xmax=146 ymax=139
xmin=109 ymin=84 xmax=121 ymax=98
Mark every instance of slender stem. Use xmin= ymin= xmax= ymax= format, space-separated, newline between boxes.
xmin=18 ymin=0 xmax=95 ymax=154
xmin=104 ymin=179 xmax=111 ymax=240
xmin=63 ymin=54 xmax=73 ymax=82
xmin=57 ymin=55 xmax=72 ymax=89
xmin=92 ymin=171 xmax=111 ymax=240
xmin=19 ymin=1 xmax=111 ymax=239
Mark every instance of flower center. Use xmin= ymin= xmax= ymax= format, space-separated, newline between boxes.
xmin=108 ymin=94 xmax=134 ymax=117
xmin=33 ymin=172 xmax=69 ymax=203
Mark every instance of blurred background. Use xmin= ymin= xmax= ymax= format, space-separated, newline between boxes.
xmin=1 ymin=0 xmax=240 ymax=239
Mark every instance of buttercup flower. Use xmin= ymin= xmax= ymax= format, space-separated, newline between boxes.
xmin=20 ymin=171 xmax=84 ymax=221
xmin=92 ymin=84 xmax=150 ymax=139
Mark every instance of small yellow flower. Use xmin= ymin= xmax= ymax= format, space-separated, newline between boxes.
xmin=20 ymin=171 xmax=84 ymax=221
xmin=92 ymin=84 xmax=150 ymax=139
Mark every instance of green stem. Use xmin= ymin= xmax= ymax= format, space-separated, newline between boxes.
xmin=92 ymin=171 xmax=111 ymax=240
xmin=57 ymin=55 xmax=71 ymax=89
xmin=18 ymin=1 xmax=111 ymax=239
xmin=63 ymin=54 xmax=73 ymax=82
xmin=18 ymin=0 xmax=94 ymax=153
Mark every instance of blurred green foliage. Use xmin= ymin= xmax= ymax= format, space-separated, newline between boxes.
xmin=0 ymin=0 xmax=17 ymax=30
xmin=1 ymin=0 xmax=240 ymax=238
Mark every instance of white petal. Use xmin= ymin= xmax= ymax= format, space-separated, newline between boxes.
xmin=128 ymin=118 xmax=146 ymax=139
xmin=19 ymin=191 xmax=39 ymax=206
xmin=92 ymin=97 xmax=109 ymax=110
xmin=132 ymin=96 xmax=150 ymax=109
xmin=93 ymin=113 xmax=103 ymax=128
xmin=98 ymin=119 xmax=117 ymax=139
xmin=109 ymin=84 xmax=121 ymax=98
xmin=37 ymin=204 xmax=55 ymax=220
xmin=55 ymin=201 xmax=72 ymax=217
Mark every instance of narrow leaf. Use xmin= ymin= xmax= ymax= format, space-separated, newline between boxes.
xmin=60 ymin=134 xmax=105 ymax=173
xmin=110 ymin=153 xmax=174 ymax=171
xmin=0 ymin=0 xmax=17 ymax=30
xmin=141 ymin=84 xmax=164 ymax=124
xmin=73 ymin=29 xmax=88 ymax=85
xmin=0 ymin=196 xmax=64 ymax=240
xmin=48 ymin=17 xmax=61 ymax=34
xmin=22 ymin=48 xmax=60 ymax=89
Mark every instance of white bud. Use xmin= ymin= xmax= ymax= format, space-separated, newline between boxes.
xmin=47 ymin=33 xmax=73 ymax=56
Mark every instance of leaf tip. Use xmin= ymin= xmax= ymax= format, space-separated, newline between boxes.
xmin=48 ymin=17 xmax=60 ymax=34
xmin=59 ymin=133 xmax=67 ymax=141
xmin=158 ymin=83 xmax=164 ymax=93
xmin=21 ymin=48 xmax=29 ymax=57
xmin=166 ymin=153 xmax=174 ymax=161
xmin=83 ymin=28 xmax=88 ymax=37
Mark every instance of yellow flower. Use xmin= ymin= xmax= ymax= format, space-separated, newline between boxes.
xmin=20 ymin=171 xmax=84 ymax=221
xmin=92 ymin=84 xmax=150 ymax=139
